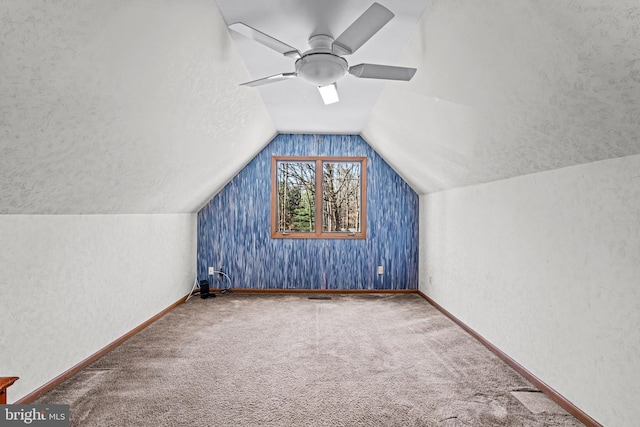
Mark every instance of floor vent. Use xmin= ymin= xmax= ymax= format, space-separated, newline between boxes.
xmin=308 ymin=296 xmax=332 ymax=300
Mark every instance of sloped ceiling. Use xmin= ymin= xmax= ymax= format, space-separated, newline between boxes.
xmin=1 ymin=0 xmax=639 ymax=214
xmin=364 ymin=0 xmax=640 ymax=193
xmin=0 ymin=0 xmax=275 ymax=214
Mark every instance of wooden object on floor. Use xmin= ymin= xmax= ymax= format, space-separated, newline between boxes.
xmin=0 ymin=377 xmax=19 ymax=404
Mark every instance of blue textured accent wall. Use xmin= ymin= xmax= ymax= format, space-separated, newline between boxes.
xmin=197 ymin=134 xmax=418 ymax=290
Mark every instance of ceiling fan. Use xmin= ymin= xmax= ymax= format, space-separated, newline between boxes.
xmin=228 ymin=2 xmax=417 ymax=104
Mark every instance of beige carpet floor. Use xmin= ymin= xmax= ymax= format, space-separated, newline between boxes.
xmin=35 ymin=293 xmax=584 ymax=426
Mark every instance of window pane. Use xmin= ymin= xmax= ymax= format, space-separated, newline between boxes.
xmin=322 ymin=162 xmax=361 ymax=233
xmin=276 ymin=161 xmax=316 ymax=232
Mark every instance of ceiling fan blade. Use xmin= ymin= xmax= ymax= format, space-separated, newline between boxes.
xmin=240 ymin=72 xmax=297 ymax=87
xmin=332 ymin=2 xmax=394 ymax=56
xmin=317 ymin=83 xmax=340 ymax=105
xmin=349 ymin=64 xmax=416 ymax=81
xmin=229 ymin=23 xmax=301 ymax=59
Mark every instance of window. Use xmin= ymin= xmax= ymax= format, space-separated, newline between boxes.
xmin=271 ymin=156 xmax=366 ymax=239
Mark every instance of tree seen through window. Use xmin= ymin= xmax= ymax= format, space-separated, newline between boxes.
xmin=272 ymin=156 xmax=366 ymax=239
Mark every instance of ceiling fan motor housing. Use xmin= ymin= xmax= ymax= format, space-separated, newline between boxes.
xmin=295 ymin=53 xmax=348 ymax=86
xmin=295 ymin=34 xmax=347 ymax=86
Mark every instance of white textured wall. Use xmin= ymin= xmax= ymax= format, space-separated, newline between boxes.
xmin=420 ymin=154 xmax=640 ymax=427
xmin=0 ymin=214 xmax=196 ymax=402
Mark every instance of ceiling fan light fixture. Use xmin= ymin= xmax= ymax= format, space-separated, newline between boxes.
xmin=318 ymin=83 xmax=340 ymax=105
xmin=295 ymin=54 xmax=348 ymax=86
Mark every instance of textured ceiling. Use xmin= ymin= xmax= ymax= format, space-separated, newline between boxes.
xmin=363 ymin=0 xmax=640 ymax=194
xmin=1 ymin=0 xmax=639 ymax=214
xmin=0 ymin=0 xmax=275 ymax=214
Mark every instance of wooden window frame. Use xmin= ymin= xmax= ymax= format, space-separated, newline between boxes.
xmin=271 ymin=156 xmax=367 ymax=239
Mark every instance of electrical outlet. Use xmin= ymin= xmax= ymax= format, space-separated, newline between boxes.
xmin=208 ymin=267 xmax=214 ymax=275
xmin=377 ymin=265 xmax=384 ymax=275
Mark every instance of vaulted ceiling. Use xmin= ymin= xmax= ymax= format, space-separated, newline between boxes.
xmin=1 ymin=0 xmax=639 ymax=214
